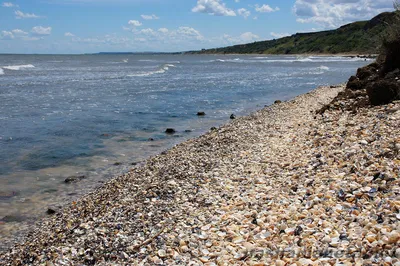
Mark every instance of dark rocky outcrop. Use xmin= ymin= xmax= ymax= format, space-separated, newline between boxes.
xmin=318 ymin=35 xmax=400 ymax=113
xmin=366 ymin=79 xmax=400 ymax=105
xmin=230 ymin=114 xmax=236 ymax=119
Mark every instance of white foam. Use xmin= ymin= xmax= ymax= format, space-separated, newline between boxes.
xmin=127 ymin=63 xmax=174 ymax=77
xmin=3 ymin=64 xmax=35 ymax=70
xmin=318 ymin=65 xmax=330 ymax=71
xmin=0 ymin=68 xmax=4 ymax=75
xmin=122 ymin=59 xmax=128 ymax=63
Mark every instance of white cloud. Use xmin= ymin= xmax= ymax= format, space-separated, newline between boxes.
xmin=270 ymin=32 xmax=290 ymax=38
xmin=15 ymin=10 xmax=41 ymax=19
xmin=0 ymin=29 xmax=40 ymax=41
xmin=0 ymin=30 xmax=14 ymax=40
xmin=255 ymin=4 xmax=280 ymax=13
xmin=65 ymin=32 xmax=75 ymax=37
xmin=192 ymin=0 xmax=236 ymax=16
xmin=2 ymin=2 xmax=18 ymax=8
xmin=12 ymin=29 xmax=28 ymax=35
xmin=31 ymin=26 xmax=52 ymax=36
xmin=128 ymin=20 xmax=142 ymax=27
xmin=238 ymin=8 xmax=250 ymax=19
xmin=158 ymin=28 xmax=169 ymax=33
xmin=293 ymin=0 xmax=395 ymax=28
xmin=123 ymin=20 xmax=143 ymax=32
xmin=219 ymin=31 xmax=261 ymax=45
xmin=141 ymin=14 xmax=159 ymax=20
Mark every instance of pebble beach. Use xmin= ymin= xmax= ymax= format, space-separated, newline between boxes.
xmin=1 ymin=84 xmax=399 ymax=265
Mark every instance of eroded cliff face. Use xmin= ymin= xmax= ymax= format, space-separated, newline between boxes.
xmin=318 ymin=40 xmax=400 ymax=114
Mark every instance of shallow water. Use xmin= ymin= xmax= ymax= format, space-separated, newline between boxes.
xmin=0 ymin=54 xmax=371 ymax=246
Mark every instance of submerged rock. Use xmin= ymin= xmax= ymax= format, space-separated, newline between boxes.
xmin=197 ymin=112 xmax=206 ymax=116
xmin=64 ymin=175 xmax=86 ymax=184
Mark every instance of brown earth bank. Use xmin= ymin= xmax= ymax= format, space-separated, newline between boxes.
xmin=0 ymin=84 xmax=399 ymax=265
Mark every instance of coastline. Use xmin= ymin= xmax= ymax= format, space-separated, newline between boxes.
xmin=1 ymin=84 xmax=399 ymax=265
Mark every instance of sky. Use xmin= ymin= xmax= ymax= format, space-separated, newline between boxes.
xmin=0 ymin=0 xmax=396 ymax=54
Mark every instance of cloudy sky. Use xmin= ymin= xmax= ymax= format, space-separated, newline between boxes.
xmin=0 ymin=0 xmax=395 ymax=54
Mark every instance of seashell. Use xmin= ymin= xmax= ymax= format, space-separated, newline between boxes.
xmin=157 ymin=249 xmax=167 ymax=258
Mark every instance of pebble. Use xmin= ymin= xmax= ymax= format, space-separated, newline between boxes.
xmin=1 ymin=85 xmax=399 ymax=265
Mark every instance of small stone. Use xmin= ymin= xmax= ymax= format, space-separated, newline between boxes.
xmin=395 ymin=248 xmax=400 ymax=258
xmin=230 ymin=114 xmax=236 ymax=119
xmin=197 ymin=112 xmax=206 ymax=116
xmin=387 ymin=231 xmax=399 ymax=244
xmin=360 ymin=140 xmax=368 ymax=145
xmin=274 ymin=100 xmax=282 ymax=104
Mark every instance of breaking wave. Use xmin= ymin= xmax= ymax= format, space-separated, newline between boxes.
xmin=127 ymin=63 xmax=176 ymax=77
xmin=3 ymin=64 xmax=35 ymax=71
xmin=212 ymin=56 xmax=373 ymax=64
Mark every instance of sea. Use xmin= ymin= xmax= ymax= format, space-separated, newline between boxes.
xmin=0 ymin=54 xmax=371 ymax=247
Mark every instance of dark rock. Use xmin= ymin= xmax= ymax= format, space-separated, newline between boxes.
xmin=366 ymin=79 xmax=400 ymax=105
xmin=64 ymin=175 xmax=86 ymax=183
xmin=113 ymin=162 xmax=121 ymax=166
xmin=384 ymin=68 xmax=400 ymax=79
xmin=377 ymin=213 xmax=384 ymax=224
xmin=46 ymin=208 xmax=56 ymax=215
xmin=337 ymin=189 xmax=346 ymax=201
xmin=274 ymin=100 xmax=282 ymax=104
xmin=346 ymin=76 xmax=364 ymax=91
xmin=294 ymin=226 xmax=303 ymax=236
xmin=210 ymin=127 xmax=217 ymax=131
xmin=230 ymin=114 xmax=236 ymax=119
xmin=197 ymin=112 xmax=206 ymax=116
xmin=165 ymin=128 xmax=176 ymax=134
xmin=184 ymin=130 xmax=192 ymax=133
xmin=339 ymin=233 xmax=348 ymax=240
xmin=382 ymin=39 xmax=400 ymax=74
xmin=148 ymin=138 xmax=154 ymax=141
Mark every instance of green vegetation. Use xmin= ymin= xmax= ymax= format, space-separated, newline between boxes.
xmin=187 ymin=11 xmax=400 ymax=55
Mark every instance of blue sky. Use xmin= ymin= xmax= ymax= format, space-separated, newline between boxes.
xmin=0 ymin=0 xmax=395 ymax=54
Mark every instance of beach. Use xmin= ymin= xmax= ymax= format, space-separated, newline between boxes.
xmin=1 ymin=84 xmax=399 ymax=265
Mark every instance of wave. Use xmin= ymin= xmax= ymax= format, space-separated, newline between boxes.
xmin=211 ymin=56 xmax=372 ymax=64
xmin=127 ymin=63 xmax=176 ymax=77
xmin=0 ymin=68 xmax=4 ymax=75
xmin=3 ymin=64 xmax=35 ymax=71
xmin=318 ymin=65 xmax=330 ymax=71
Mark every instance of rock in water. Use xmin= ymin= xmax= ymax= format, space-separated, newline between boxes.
xmin=165 ymin=128 xmax=176 ymax=134
xmin=64 ymin=175 xmax=86 ymax=183
xmin=197 ymin=112 xmax=206 ymax=116
xmin=230 ymin=114 xmax=236 ymax=119
xmin=274 ymin=100 xmax=282 ymax=104
xmin=46 ymin=208 xmax=56 ymax=215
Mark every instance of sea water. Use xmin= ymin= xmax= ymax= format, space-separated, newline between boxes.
xmin=0 ymin=54 xmax=371 ymax=246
